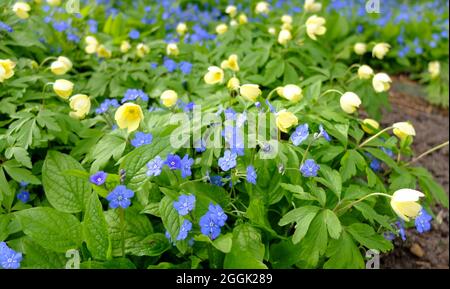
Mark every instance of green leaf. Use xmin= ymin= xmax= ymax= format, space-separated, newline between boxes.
xmin=159 ymin=196 xmax=188 ymax=254
xmin=297 ymin=210 xmax=329 ymax=268
xmin=364 ymin=147 xmax=398 ymax=171
xmin=224 ymin=224 xmax=267 ymax=269
xmin=2 ymin=160 xmax=40 ymax=185
xmin=42 ymin=151 xmax=90 ymax=213
xmin=324 ymin=209 xmax=342 ymax=239
xmin=90 ymin=134 xmax=127 ymax=173
xmin=269 ymin=239 xmax=303 ymax=268
xmin=83 ymin=193 xmax=111 ymax=260
xmin=279 ymin=206 xmax=321 ymax=244
xmin=317 ymin=165 xmax=342 ymax=198
xmin=340 ymin=149 xmax=365 ymax=182
xmin=212 ymin=233 xmax=233 ymax=253
xmin=354 ymin=202 xmax=393 ymax=230
xmin=246 ymin=197 xmax=276 ymax=235
xmin=81 ymin=258 xmax=136 ymax=269
xmin=9 ymin=147 xmax=32 ymax=168
xmin=15 ymin=207 xmax=82 ymax=253
xmin=324 ymin=231 xmax=364 ymax=269
xmin=347 ymin=223 xmax=393 ymax=252
xmin=126 ymin=233 xmax=171 ymax=257
xmin=20 ymin=237 xmax=67 ymax=269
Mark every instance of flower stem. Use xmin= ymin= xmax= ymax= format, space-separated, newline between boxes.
xmin=408 ymin=141 xmax=449 ymax=165
xmin=320 ymin=89 xmax=344 ymax=97
xmin=334 ymin=192 xmax=392 ymax=214
xmin=119 ymin=208 xmax=126 ymax=257
xmin=358 ymin=127 xmax=393 ymax=148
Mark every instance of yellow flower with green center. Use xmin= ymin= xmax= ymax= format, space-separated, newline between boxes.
xmin=114 ymin=103 xmax=144 ymax=133
xmin=0 ymin=59 xmax=16 ymax=83
xmin=276 ymin=110 xmax=298 ymax=133
xmin=390 ymin=189 xmax=424 ymax=221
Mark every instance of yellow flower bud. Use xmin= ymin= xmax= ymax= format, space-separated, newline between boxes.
xmin=304 ymin=0 xmax=322 ymax=13
xmin=276 ymin=110 xmax=298 ymax=133
xmin=220 ymin=54 xmax=239 ymax=72
xmin=281 ymin=15 xmax=293 ymax=24
xmin=372 ymin=43 xmax=390 ymax=59
xmin=240 ymin=84 xmax=261 ymax=102
xmin=216 ymin=24 xmax=228 ymax=35
xmin=120 ymin=40 xmax=131 ymax=53
xmin=136 ymin=43 xmax=150 ymax=58
xmin=12 ymin=2 xmax=31 ymax=19
xmin=97 ymin=44 xmax=112 ymax=58
xmin=278 ymin=29 xmax=292 ymax=45
xmin=46 ymin=0 xmax=61 ymax=6
xmin=114 ymin=103 xmax=144 ymax=133
xmin=238 ymin=13 xmax=248 ymax=25
xmin=358 ymin=65 xmax=374 ymax=79
xmin=166 ymin=43 xmax=179 ymax=56
xmin=281 ymin=23 xmax=292 ymax=31
xmin=0 ymin=59 xmax=16 ymax=83
xmin=354 ymin=42 xmax=367 ymax=55
xmin=53 ymin=79 xmax=74 ymax=99
xmin=204 ymin=66 xmax=224 ymax=85
xmin=361 ymin=118 xmax=380 ymax=134
xmin=50 ymin=56 xmax=72 ymax=75
xmin=340 ymin=92 xmax=361 ymax=114
xmin=227 ymin=77 xmax=240 ymax=91
xmin=160 ymin=90 xmax=178 ymax=108
xmin=230 ymin=20 xmax=238 ymax=27
xmin=390 ymin=189 xmax=424 ymax=221
xmin=393 ymin=122 xmax=415 ymax=139
xmin=69 ymin=94 xmax=91 ymax=119
xmin=279 ymin=85 xmax=303 ymax=102
xmin=225 ymin=5 xmax=237 ymax=17
xmin=306 ymin=15 xmax=326 ymax=40
xmin=372 ymin=73 xmax=391 ymax=93
xmin=255 ymin=1 xmax=270 ymax=14
xmin=268 ymin=27 xmax=276 ymax=35
xmin=176 ymin=22 xmax=188 ymax=36
xmin=428 ymin=61 xmax=440 ymax=79
xmin=85 ymin=36 xmax=99 ymax=54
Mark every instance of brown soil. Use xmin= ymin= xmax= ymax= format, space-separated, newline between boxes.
xmin=379 ymin=76 xmax=449 ymax=269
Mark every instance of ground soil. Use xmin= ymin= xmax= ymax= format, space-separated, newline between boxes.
xmin=378 ymin=76 xmax=449 ymax=269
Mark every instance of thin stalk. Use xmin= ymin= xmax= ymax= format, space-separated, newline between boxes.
xmin=334 ymin=193 xmax=392 ymax=214
xmin=408 ymin=141 xmax=449 ymax=165
xmin=358 ymin=127 xmax=393 ymax=148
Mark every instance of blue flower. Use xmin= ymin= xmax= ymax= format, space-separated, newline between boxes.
xmin=164 ymin=230 xmax=174 ymax=245
xmin=150 ymin=62 xmax=158 ymax=69
xmin=165 ymin=154 xmax=182 ymax=170
xmin=209 ymin=175 xmax=223 ymax=187
xmin=131 ymin=132 xmax=153 ymax=148
xmin=246 ymin=165 xmax=257 ymax=185
xmin=222 ymin=126 xmax=244 ymax=156
xmin=370 ymin=158 xmax=382 ymax=172
xmin=17 ymin=191 xmax=30 ymax=203
xmin=177 ymin=220 xmax=192 ymax=241
xmin=265 ymin=99 xmax=276 ymax=113
xmin=19 ymin=181 xmax=28 ymax=188
xmin=129 ymin=29 xmax=140 ymax=40
xmin=106 ymin=185 xmax=134 ymax=209
xmin=95 ymin=99 xmax=119 ymax=114
xmin=180 ymin=154 xmax=194 ymax=178
xmin=183 ymin=102 xmax=195 ymax=113
xmin=291 ymin=124 xmax=309 ymax=146
xmin=381 ymin=147 xmax=394 ymax=158
xmin=163 ymin=58 xmax=178 ymax=73
xmin=0 ymin=243 xmax=22 ymax=269
xmin=218 ymin=150 xmax=237 ymax=172
xmin=415 ymin=209 xmax=433 ymax=234
xmin=53 ymin=20 xmax=70 ymax=32
xmin=146 ymin=156 xmax=164 ymax=177
xmin=179 ymin=61 xmax=193 ymax=74
xmin=0 ymin=21 xmax=13 ymax=33
xmin=383 ymin=231 xmax=396 ymax=241
xmin=194 ymin=139 xmax=206 ymax=153
xmin=199 ymin=212 xmax=221 ymax=240
xmin=173 ymin=194 xmax=196 ymax=216
xmin=300 ymin=159 xmax=320 ymax=177
xmin=90 ymin=171 xmax=108 ymax=186
xmin=87 ymin=19 xmax=98 ymax=33
xmin=122 ymin=89 xmax=149 ymax=103
xmin=319 ymin=124 xmax=331 ymax=141
xmin=396 ymin=220 xmax=407 ymax=241
xmin=208 ymin=203 xmax=227 ymax=226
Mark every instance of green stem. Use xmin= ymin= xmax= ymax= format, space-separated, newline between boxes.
xmin=408 ymin=141 xmax=449 ymax=165
xmin=334 ymin=193 xmax=392 ymax=214
xmin=119 ymin=208 xmax=126 ymax=257
xmin=358 ymin=127 xmax=393 ymax=148
xmin=266 ymin=87 xmax=281 ymax=102
xmin=319 ymin=89 xmax=344 ymax=97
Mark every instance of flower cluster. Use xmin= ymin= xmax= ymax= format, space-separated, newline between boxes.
xmin=0 ymin=242 xmax=22 ymax=269
xmin=200 ymin=203 xmax=228 ymax=240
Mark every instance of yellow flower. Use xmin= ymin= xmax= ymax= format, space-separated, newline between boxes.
xmin=84 ymin=36 xmax=99 ymax=54
xmin=281 ymin=22 xmax=292 ymax=31
xmin=281 ymin=15 xmax=293 ymax=24
xmin=340 ymin=92 xmax=361 ymax=114
xmin=221 ymin=54 xmax=239 ymax=72
xmin=216 ymin=24 xmax=228 ymax=35
xmin=120 ymin=40 xmax=131 ymax=53
xmin=69 ymin=94 xmax=91 ymax=119
xmin=354 ymin=42 xmax=367 ymax=55
xmin=46 ymin=0 xmax=61 ymax=5
xmin=358 ymin=65 xmax=374 ymax=79
xmin=372 ymin=43 xmax=390 ymax=59
xmin=230 ymin=20 xmax=238 ymax=27
xmin=278 ymin=29 xmax=292 ymax=45
xmin=393 ymin=122 xmax=415 ymax=139
xmin=276 ymin=110 xmax=298 ymax=133
xmin=97 ymin=44 xmax=112 ymax=58
xmin=361 ymin=118 xmax=380 ymax=134
xmin=53 ymin=79 xmax=74 ymax=99
xmin=268 ymin=27 xmax=276 ymax=35
xmin=204 ymin=66 xmax=224 ymax=85
xmin=238 ymin=13 xmax=248 ymax=24
xmin=306 ymin=15 xmax=326 ymax=41
xmin=225 ymin=5 xmax=237 ymax=17
xmin=304 ymin=0 xmax=322 ymax=13
xmin=278 ymin=84 xmax=303 ymax=102
xmin=161 ymin=90 xmax=178 ymax=108
xmin=390 ymin=189 xmax=424 ymax=221
xmin=13 ymin=2 xmax=31 ymax=19
xmin=0 ymin=59 xmax=16 ymax=83
xmin=372 ymin=73 xmax=391 ymax=93
xmin=227 ymin=77 xmax=240 ymax=91
xmin=240 ymin=84 xmax=261 ymax=102
xmin=114 ymin=103 xmax=144 ymax=133
xmin=255 ymin=1 xmax=270 ymax=14
xmin=428 ymin=61 xmax=440 ymax=79
xmin=176 ymin=22 xmax=188 ymax=36
xmin=50 ymin=56 xmax=72 ymax=75
xmin=136 ymin=43 xmax=150 ymax=58
xmin=166 ymin=43 xmax=179 ymax=56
